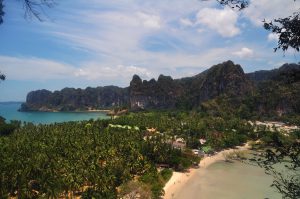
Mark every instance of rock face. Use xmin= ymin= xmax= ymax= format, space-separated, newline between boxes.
xmin=129 ymin=74 xmax=184 ymax=109
xmin=19 ymin=61 xmax=300 ymax=116
xmin=247 ymin=63 xmax=300 ymax=82
xmin=249 ymin=63 xmax=300 ymax=116
xmin=128 ymin=60 xmax=253 ymax=109
xmin=20 ymin=86 xmax=129 ymax=111
xmin=180 ymin=60 xmax=253 ymax=107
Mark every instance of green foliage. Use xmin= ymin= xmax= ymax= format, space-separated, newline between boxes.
xmin=0 ymin=120 xmax=151 ymax=198
xmin=250 ymin=133 xmax=300 ymax=199
xmin=139 ymin=168 xmax=165 ymax=199
xmin=0 ymin=111 xmax=219 ymax=198
xmin=0 ymin=110 xmax=274 ymax=198
xmin=160 ymin=169 xmax=173 ymax=182
xmin=0 ymin=117 xmax=20 ymax=136
xmin=264 ymin=12 xmax=300 ymax=52
xmin=291 ymin=130 xmax=300 ymax=139
xmin=118 ymin=180 xmax=152 ymax=199
xmin=21 ymin=86 xmax=129 ymax=111
xmin=200 ymin=70 xmax=300 ymax=122
xmin=217 ymin=0 xmax=249 ymax=10
xmin=82 ymin=188 xmax=117 ymax=199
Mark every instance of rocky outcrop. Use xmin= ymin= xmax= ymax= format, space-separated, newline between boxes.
xmin=250 ymin=64 xmax=300 ymax=116
xmin=247 ymin=63 xmax=300 ymax=82
xmin=128 ymin=60 xmax=253 ymax=110
xmin=19 ymin=61 xmax=300 ymax=116
xmin=182 ymin=61 xmax=253 ymax=107
xmin=20 ymin=86 xmax=129 ymax=111
xmin=129 ymin=74 xmax=184 ymax=109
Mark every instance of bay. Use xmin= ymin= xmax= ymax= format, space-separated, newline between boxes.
xmin=0 ymin=102 xmax=109 ymax=124
xmin=173 ymin=157 xmax=282 ymax=199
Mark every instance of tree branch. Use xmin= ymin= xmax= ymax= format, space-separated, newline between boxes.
xmin=0 ymin=0 xmax=4 ymax=24
xmin=23 ymin=0 xmax=55 ymax=21
xmin=0 ymin=71 xmax=5 ymax=81
xmin=264 ymin=12 xmax=300 ymax=52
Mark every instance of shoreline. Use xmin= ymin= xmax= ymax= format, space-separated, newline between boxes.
xmin=163 ymin=143 xmax=250 ymax=199
xmin=19 ymin=109 xmax=111 ymax=113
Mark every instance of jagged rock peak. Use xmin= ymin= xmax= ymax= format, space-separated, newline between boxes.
xmin=247 ymin=62 xmax=300 ymax=82
xmin=158 ymin=74 xmax=173 ymax=82
xmin=130 ymin=74 xmax=142 ymax=84
xmin=210 ymin=60 xmax=244 ymax=74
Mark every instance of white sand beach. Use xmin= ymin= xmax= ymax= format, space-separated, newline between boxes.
xmin=163 ymin=143 xmax=250 ymax=199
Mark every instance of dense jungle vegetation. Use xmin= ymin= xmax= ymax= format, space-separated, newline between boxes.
xmin=1 ymin=110 xmax=299 ymax=198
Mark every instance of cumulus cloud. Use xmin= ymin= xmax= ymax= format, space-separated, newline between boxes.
xmin=137 ymin=12 xmax=162 ymax=29
xmin=196 ymin=7 xmax=240 ymax=37
xmin=32 ymin=1 xmax=239 ymax=74
xmin=2 ymin=0 xmax=296 ymax=85
xmin=243 ymin=0 xmax=300 ymax=26
xmin=233 ymin=47 xmax=254 ymax=58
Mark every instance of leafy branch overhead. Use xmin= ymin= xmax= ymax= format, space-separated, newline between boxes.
xmin=1 ymin=0 xmax=300 ymax=53
xmin=216 ymin=0 xmax=249 ymax=10
xmin=0 ymin=71 xmax=5 ymax=81
xmin=22 ymin=0 xmax=56 ymax=21
xmin=264 ymin=13 xmax=300 ymax=52
xmin=213 ymin=0 xmax=300 ymax=52
xmin=251 ymin=139 xmax=300 ymax=199
xmin=0 ymin=0 xmax=4 ymax=24
xmin=0 ymin=0 xmax=55 ymax=24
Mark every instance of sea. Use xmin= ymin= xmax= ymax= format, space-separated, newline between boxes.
xmin=172 ymin=154 xmax=282 ymax=199
xmin=0 ymin=102 xmax=109 ymax=124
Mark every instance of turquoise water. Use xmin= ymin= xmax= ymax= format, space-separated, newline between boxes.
xmin=173 ymin=157 xmax=282 ymax=199
xmin=0 ymin=102 xmax=109 ymax=124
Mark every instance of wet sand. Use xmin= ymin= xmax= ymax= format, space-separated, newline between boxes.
xmin=164 ymin=143 xmax=281 ymax=199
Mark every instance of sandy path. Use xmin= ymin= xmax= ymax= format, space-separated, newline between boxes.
xmin=163 ymin=143 xmax=250 ymax=199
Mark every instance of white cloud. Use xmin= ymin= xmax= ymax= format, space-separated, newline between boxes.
xmin=244 ymin=0 xmax=300 ymax=26
xmin=233 ymin=47 xmax=254 ymax=58
xmin=180 ymin=18 xmax=194 ymax=26
xmin=196 ymin=7 xmax=240 ymax=37
xmin=0 ymin=56 xmax=75 ymax=80
xmin=28 ymin=1 xmax=229 ymax=71
xmin=2 ymin=0 xmax=300 ymax=102
xmin=137 ymin=12 xmax=162 ymax=29
xmin=46 ymin=9 xmax=165 ymax=60
xmin=197 ymin=28 xmax=204 ymax=33
xmin=268 ymin=33 xmax=279 ymax=42
xmin=74 ymin=63 xmax=151 ymax=80
xmin=3 ymin=0 xmax=297 ymax=84
xmin=0 ymin=55 xmax=151 ymax=83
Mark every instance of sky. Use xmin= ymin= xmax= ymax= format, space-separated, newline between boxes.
xmin=0 ymin=0 xmax=299 ymax=101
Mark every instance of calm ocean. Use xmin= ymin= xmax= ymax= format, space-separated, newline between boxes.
xmin=0 ymin=102 xmax=109 ymax=124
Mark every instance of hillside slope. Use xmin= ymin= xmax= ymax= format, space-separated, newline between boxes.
xmin=20 ymin=61 xmax=300 ymax=119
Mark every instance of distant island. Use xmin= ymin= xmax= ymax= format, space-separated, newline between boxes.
xmin=20 ymin=60 xmax=300 ymax=120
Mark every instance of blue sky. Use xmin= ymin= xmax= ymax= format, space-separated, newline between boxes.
xmin=0 ymin=0 xmax=299 ymax=101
